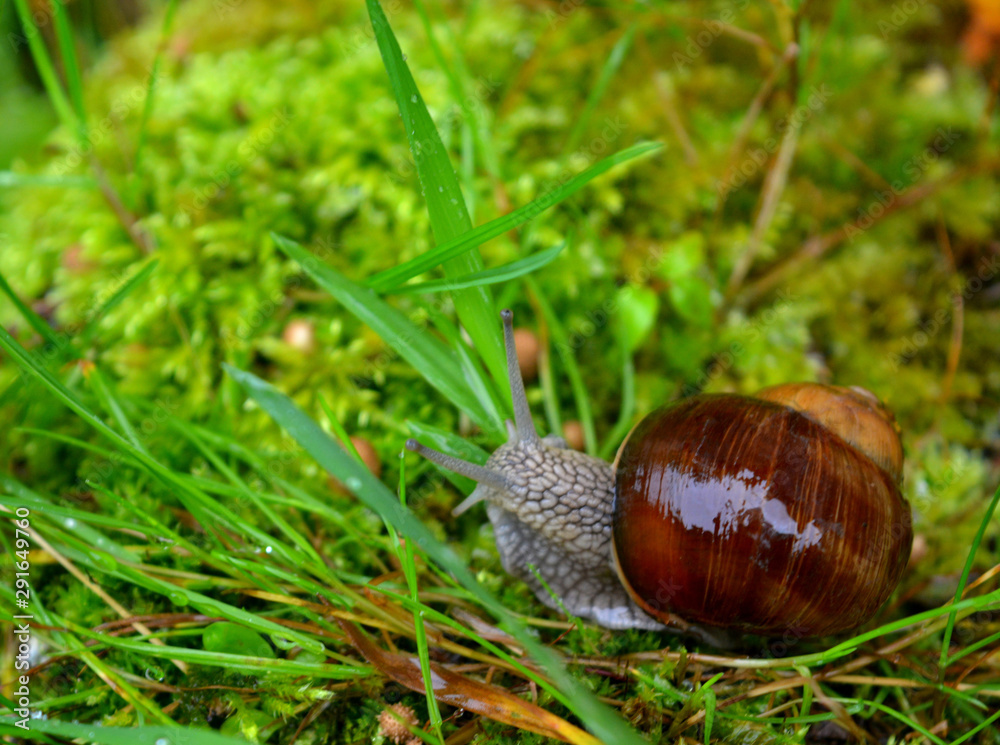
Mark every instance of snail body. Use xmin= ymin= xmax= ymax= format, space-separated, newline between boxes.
xmin=407 ymin=312 xmax=912 ymax=639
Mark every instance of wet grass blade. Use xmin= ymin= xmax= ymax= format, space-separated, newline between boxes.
xmin=390 ymin=243 xmax=565 ymax=295
xmin=411 ymin=0 xmax=500 ymax=179
xmin=272 ymin=233 xmax=498 ymax=431
xmin=366 ymin=0 xmax=506 ymax=390
xmin=367 ymin=142 xmax=662 ymax=292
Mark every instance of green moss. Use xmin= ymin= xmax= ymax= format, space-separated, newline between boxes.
xmin=1 ymin=0 xmax=998 ymax=741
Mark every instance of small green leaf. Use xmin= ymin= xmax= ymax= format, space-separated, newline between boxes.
xmin=203 ymin=622 xmax=276 ymax=659
xmin=659 ymin=232 xmax=705 ymax=280
xmin=617 ymin=285 xmax=659 ymax=353
xmin=668 ymin=276 xmax=715 ymax=328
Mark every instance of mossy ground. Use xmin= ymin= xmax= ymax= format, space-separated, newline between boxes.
xmin=0 ymin=0 xmax=998 ymax=743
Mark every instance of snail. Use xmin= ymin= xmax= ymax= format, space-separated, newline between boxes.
xmin=406 ymin=311 xmax=912 ymax=639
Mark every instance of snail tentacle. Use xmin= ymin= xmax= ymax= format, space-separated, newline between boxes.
xmin=403 ymin=439 xmax=510 ymax=493
xmin=501 ymin=309 xmax=540 ymax=447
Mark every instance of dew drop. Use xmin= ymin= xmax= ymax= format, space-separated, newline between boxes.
xmin=64 ymin=518 xmax=77 ymax=529
xmin=168 ymin=591 xmax=189 ymax=607
xmin=264 ymin=546 xmax=273 ymax=554
xmin=345 ymin=477 xmax=362 ymax=491
xmin=155 ymin=738 xmax=170 ymax=745
xmin=145 ymin=665 xmax=165 ymax=682
xmin=89 ymin=551 xmax=117 ymax=571
xmin=410 ymin=94 xmax=417 ymax=103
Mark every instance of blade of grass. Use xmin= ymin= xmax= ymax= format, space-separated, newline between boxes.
xmin=411 ymin=0 xmax=500 ymax=179
xmin=0 ymin=172 xmax=96 ymax=188
xmin=599 ymin=313 xmax=637 ymax=460
xmin=0 ymin=581 xmax=173 ymax=724
xmin=0 ymin=268 xmax=63 ymax=348
xmin=0 ymin=474 xmax=132 ymax=561
xmin=565 ymin=25 xmax=636 ymax=155
xmin=272 ymin=233 xmax=500 ymax=432
xmin=396 ymin=452 xmax=445 ymax=743
xmin=179 ymin=425 xmax=327 ymax=569
xmin=50 ymin=0 xmax=87 ymax=142
xmin=11 ymin=0 xmax=82 ymax=145
xmin=853 ymin=699 xmax=948 ymax=745
xmin=390 ymin=242 xmax=565 ymax=295
xmin=949 ymin=708 xmax=1000 ymax=745
xmin=418 ymin=299 xmax=506 ymax=427
xmin=225 ymin=363 xmax=648 ymax=745
xmin=527 ymin=276 xmax=597 ymax=456
xmin=405 ymin=419 xmax=489 ymax=494
xmin=939 ymin=481 xmax=1000 ymax=675
xmin=366 ymin=0 xmax=506 ymax=392
xmin=0 ymin=324 xmax=308 ymax=579
xmin=79 ymin=258 xmax=159 ymax=345
xmin=132 ymin=0 xmax=180 ymax=190
xmin=367 ymin=141 xmax=662 ymax=292
xmin=0 ymin=721 xmax=250 ymax=745
xmin=946 ymin=628 xmax=1000 ymax=665
xmin=86 ymin=365 xmax=148 ymax=452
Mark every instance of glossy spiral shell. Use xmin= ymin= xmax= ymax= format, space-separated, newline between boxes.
xmin=611 ymin=389 xmax=912 ymax=636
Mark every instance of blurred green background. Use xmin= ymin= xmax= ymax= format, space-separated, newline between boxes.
xmin=0 ymin=0 xmax=998 ymax=741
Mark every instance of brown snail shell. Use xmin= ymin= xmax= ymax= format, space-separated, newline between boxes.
xmin=612 ymin=385 xmax=912 ymax=636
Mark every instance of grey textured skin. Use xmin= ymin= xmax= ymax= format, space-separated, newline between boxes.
xmin=474 ymin=434 xmax=664 ymax=630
